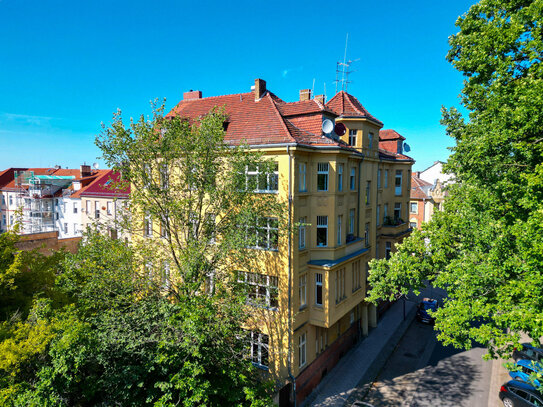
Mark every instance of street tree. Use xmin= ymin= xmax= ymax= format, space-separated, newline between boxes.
xmin=367 ymin=0 xmax=543 ymax=359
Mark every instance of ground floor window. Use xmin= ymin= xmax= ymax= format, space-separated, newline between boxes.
xmin=248 ymin=331 xmax=269 ymax=369
xmin=299 ymin=332 xmax=306 ymax=367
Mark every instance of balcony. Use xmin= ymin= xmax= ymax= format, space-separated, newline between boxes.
xmin=380 ymin=217 xmax=411 ymax=238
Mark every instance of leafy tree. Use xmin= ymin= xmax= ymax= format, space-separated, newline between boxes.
xmin=1 ymin=232 xmax=273 ymax=406
xmin=96 ymin=103 xmax=283 ymax=298
xmin=368 ymin=0 xmax=543 ymax=359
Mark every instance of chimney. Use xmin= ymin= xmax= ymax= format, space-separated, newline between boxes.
xmin=314 ymin=94 xmax=325 ymax=104
xmin=299 ymin=89 xmax=312 ymax=101
xmin=254 ymin=78 xmax=266 ymax=100
xmin=416 ymin=171 xmax=421 ymax=178
xmin=183 ymin=90 xmax=202 ymax=100
xmin=80 ymin=164 xmax=91 ymax=178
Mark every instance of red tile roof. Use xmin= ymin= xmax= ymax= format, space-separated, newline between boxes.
xmin=379 ymin=129 xmax=406 ymax=141
xmin=411 ymin=173 xmax=432 ymax=200
xmin=325 ymin=91 xmax=383 ymax=125
xmin=77 ymin=170 xmax=130 ymax=198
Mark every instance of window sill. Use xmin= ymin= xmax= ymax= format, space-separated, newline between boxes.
xmin=248 ymin=247 xmax=279 ymax=252
xmin=252 ymin=362 xmax=269 ymax=371
xmin=299 ymin=305 xmax=308 ymax=311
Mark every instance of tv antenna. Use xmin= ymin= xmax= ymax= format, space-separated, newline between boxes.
xmin=334 ymin=34 xmax=360 ymax=93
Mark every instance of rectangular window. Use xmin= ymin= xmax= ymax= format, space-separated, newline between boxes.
xmin=349 ymin=209 xmax=355 ymax=235
xmin=73 ymin=202 xmax=78 ymax=214
xmin=299 ymin=217 xmax=306 ymax=249
xmin=63 ymin=223 xmax=68 ymax=234
xmin=162 ymin=261 xmax=170 ymax=290
xmin=205 ymin=213 xmax=216 ymax=243
xmin=238 ymin=271 xmax=279 ymax=308
xmin=315 ymin=273 xmax=323 ymax=306
xmin=144 ymin=213 xmax=152 ymax=237
xmin=249 ymin=331 xmax=269 ymax=369
xmin=410 ymin=202 xmax=418 ymax=214
xmin=365 ymin=223 xmax=370 ymax=247
xmin=395 ymin=170 xmax=403 ymax=195
xmin=9 ymin=195 xmax=13 ymax=206
xmin=368 ymin=132 xmax=374 ymax=149
xmin=410 ymin=221 xmax=417 ymax=228
xmin=316 ymin=216 xmax=328 ymax=247
xmin=335 ymin=267 xmax=345 ymax=303
xmin=394 ymin=203 xmax=402 ymax=221
xmin=299 ymin=274 xmax=307 ymax=308
xmin=245 ymin=163 xmax=279 ymax=192
xmin=385 ymin=241 xmax=392 ymax=260
xmin=107 ymin=201 xmax=113 ymax=215
xmin=73 ymin=223 xmax=78 ymax=234
xmin=63 ymin=202 xmax=66 ymax=213
xmin=384 ymin=203 xmax=389 ymax=223
xmin=377 ymin=169 xmax=382 ymax=189
xmin=384 ymin=169 xmax=389 ymax=188
xmin=348 ymin=129 xmax=357 ymax=146
xmin=160 ymin=163 xmax=169 ymax=190
xmin=246 ymin=217 xmax=278 ymax=250
xmin=299 ymin=163 xmax=307 ymax=192
xmin=299 ymin=333 xmax=307 ymax=367
xmin=317 ymin=163 xmax=329 ymax=191
xmin=377 ymin=205 xmax=381 ymax=226
xmin=352 ymin=260 xmax=361 ymax=291
xmin=94 ymin=200 xmax=99 ymax=219
xmin=366 ymin=181 xmax=371 ymax=205
xmin=350 ymin=167 xmax=356 ymax=190
xmin=337 ymin=163 xmax=343 ymax=192
xmin=337 ymin=215 xmax=342 ymax=246
xmin=86 ymin=200 xmax=91 ymax=213
xmin=160 ymin=215 xmax=169 ymax=239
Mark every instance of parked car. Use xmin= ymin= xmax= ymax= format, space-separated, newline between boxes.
xmin=499 ymin=380 xmax=543 ymax=407
xmin=416 ymin=298 xmax=438 ymax=324
xmin=514 ymin=343 xmax=543 ymax=363
xmin=508 ymin=359 xmax=543 ymax=388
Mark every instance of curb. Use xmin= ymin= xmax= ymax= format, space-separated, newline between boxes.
xmin=344 ymin=304 xmax=418 ymax=406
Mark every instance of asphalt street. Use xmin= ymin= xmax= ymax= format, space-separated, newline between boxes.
xmin=359 ymin=318 xmax=494 ymax=407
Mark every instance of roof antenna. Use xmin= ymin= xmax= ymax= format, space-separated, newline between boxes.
xmin=311 ymin=78 xmax=315 ymax=99
xmin=324 ymin=82 xmax=327 ymax=102
xmin=334 ymin=34 xmax=359 ymax=93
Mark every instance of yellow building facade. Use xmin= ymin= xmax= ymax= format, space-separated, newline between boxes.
xmin=162 ymin=80 xmax=414 ymax=405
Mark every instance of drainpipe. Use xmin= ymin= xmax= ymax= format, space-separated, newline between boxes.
xmin=286 ymin=145 xmax=296 ymax=406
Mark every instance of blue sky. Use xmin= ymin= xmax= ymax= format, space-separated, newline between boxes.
xmin=0 ymin=0 xmax=476 ymax=171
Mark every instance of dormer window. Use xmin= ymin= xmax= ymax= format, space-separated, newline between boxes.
xmin=397 ymin=140 xmax=403 ymax=154
xmin=348 ymin=130 xmax=357 ymax=146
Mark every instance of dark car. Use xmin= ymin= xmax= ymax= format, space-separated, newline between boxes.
xmin=499 ymin=380 xmax=543 ymax=407
xmin=416 ymin=298 xmax=438 ymax=324
xmin=514 ymin=343 xmax=543 ymax=363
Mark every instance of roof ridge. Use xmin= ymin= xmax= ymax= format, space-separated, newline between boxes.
xmin=267 ymin=93 xmax=296 ymax=142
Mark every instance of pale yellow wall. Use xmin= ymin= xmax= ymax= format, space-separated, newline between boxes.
xmin=81 ymin=196 xmax=128 ymax=239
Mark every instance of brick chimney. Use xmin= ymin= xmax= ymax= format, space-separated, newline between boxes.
xmin=254 ymin=78 xmax=266 ymax=100
xmin=299 ymin=89 xmax=312 ymax=101
xmin=80 ymin=164 xmax=91 ymax=177
xmin=183 ymin=90 xmax=202 ymax=100
xmin=314 ymin=94 xmax=325 ymax=104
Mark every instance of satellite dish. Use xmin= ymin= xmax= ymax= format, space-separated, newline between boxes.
xmin=334 ymin=122 xmax=346 ymax=137
xmin=92 ymin=162 xmax=99 ymax=170
xmin=322 ymin=119 xmax=334 ymax=134
xmin=403 ymin=143 xmax=411 ymax=153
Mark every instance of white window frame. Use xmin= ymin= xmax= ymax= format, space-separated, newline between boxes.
xmin=299 ymin=274 xmax=307 ymax=309
xmin=245 ymin=163 xmax=279 ymax=193
xmin=73 ymin=202 xmax=78 ymax=214
xmin=315 ymin=273 xmax=323 ymax=306
xmin=299 ymin=332 xmax=307 ymax=368
xmin=144 ymin=213 xmax=152 ymax=237
xmin=299 ymin=163 xmax=307 ymax=192
xmin=86 ymin=200 xmax=91 ymax=213
xmin=394 ymin=203 xmax=402 ymax=221
xmin=385 ymin=241 xmax=392 ymax=259
xmin=337 ymin=163 xmax=343 ymax=192
xmin=246 ymin=217 xmax=279 ymax=251
xmin=337 ymin=215 xmax=342 ymax=246
xmin=299 ymin=217 xmax=306 ymax=249
xmin=238 ymin=271 xmax=279 ymax=309
xmin=317 ymin=163 xmax=329 ymax=192
xmin=348 ymin=129 xmax=357 ymax=146
xmin=249 ymin=331 xmax=270 ymax=369
xmin=410 ymin=202 xmax=418 ymax=214
xmin=316 ymin=215 xmax=328 ymax=247
xmin=395 ymin=170 xmax=403 ymax=196
xmin=107 ymin=201 xmax=113 ymax=215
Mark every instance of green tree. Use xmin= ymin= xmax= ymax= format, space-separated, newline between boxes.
xmin=367 ymin=0 xmax=543 ymax=359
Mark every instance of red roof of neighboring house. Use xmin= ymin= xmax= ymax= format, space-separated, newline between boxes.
xmin=77 ymin=170 xmax=130 ymax=198
xmin=411 ymin=173 xmax=432 ymax=200
xmin=325 ymin=91 xmax=383 ymax=125
xmin=379 ymin=129 xmax=405 ymax=141
xmin=378 ymin=129 xmax=414 ymax=162
xmin=0 ymin=168 xmax=26 ymax=190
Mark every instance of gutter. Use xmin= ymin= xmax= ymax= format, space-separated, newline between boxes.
xmin=286 ymin=145 xmax=296 ymax=406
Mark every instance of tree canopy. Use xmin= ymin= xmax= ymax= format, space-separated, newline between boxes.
xmin=367 ymin=0 xmax=543 ymax=359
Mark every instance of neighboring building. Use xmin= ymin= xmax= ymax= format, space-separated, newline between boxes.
xmin=409 ymin=162 xmax=451 ymax=229
xmin=0 ymin=165 xmax=126 ymax=239
xmin=78 ymin=170 xmax=130 ymax=239
xmin=163 ymin=79 xmax=414 ymax=405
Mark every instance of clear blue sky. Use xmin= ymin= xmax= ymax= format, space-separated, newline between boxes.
xmin=0 ymin=0 xmax=476 ymax=171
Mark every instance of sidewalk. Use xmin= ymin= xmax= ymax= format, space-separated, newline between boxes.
xmin=302 ymin=291 xmax=434 ymax=407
